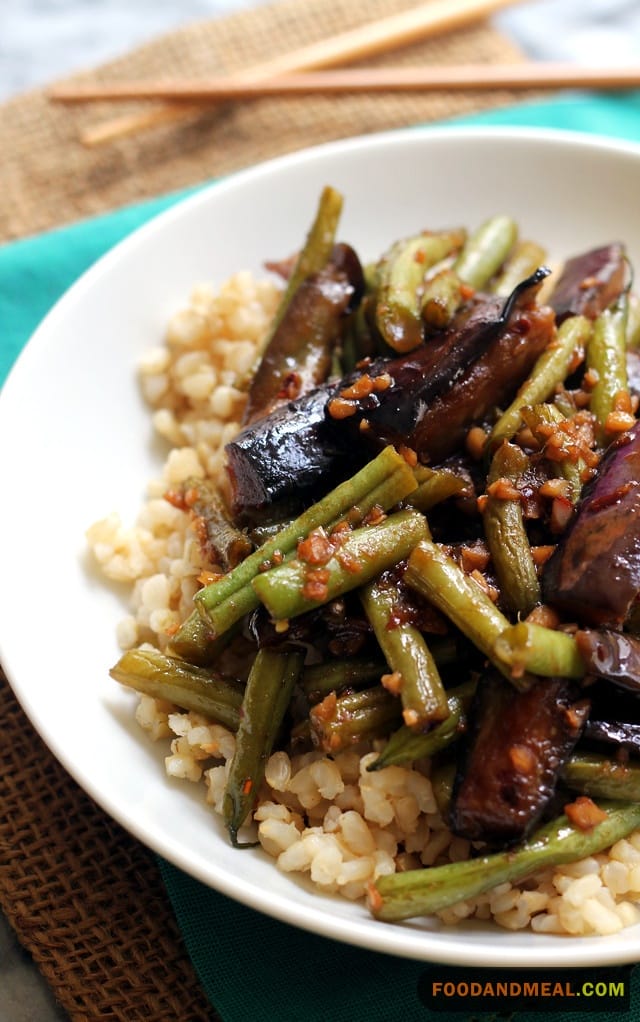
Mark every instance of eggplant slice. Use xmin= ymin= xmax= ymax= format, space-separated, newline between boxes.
xmin=227 ymin=269 xmax=554 ymax=516
xmin=449 ymin=671 xmax=589 ymax=845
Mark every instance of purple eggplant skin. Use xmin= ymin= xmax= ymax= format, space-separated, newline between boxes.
xmin=583 ymin=718 xmax=640 ymax=757
xmin=542 ymin=420 xmax=640 ymax=628
xmin=226 ymin=270 xmax=553 ymax=515
xmin=449 ymin=671 xmax=590 ymax=846
xmin=576 ymin=628 xmax=640 ymax=693
xmin=550 ymin=243 xmax=626 ymax=324
xmin=243 ymin=244 xmax=364 ymax=426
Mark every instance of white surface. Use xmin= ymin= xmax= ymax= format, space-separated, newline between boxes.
xmin=2 ymin=125 xmax=640 ymax=966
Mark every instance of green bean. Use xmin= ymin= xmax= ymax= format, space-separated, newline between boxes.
xmin=302 ymin=658 xmax=385 ymax=701
xmin=520 ymin=403 xmax=584 ymax=504
xmin=482 ymin=442 xmax=540 ymax=615
xmin=453 ymin=214 xmax=518 ymax=290
xmin=407 ymin=465 xmax=469 ymax=512
xmin=242 ymin=185 xmax=343 ymax=387
xmin=252 ymin=509 xmax=429 ymax=623
xmin=169 ymin=609 xmax=238 ymax=666
xmin=563 ymin=753 xmax=640 ymax=802
xmin=490 ymin=240 xmax=547 ymax=297
xmin=176 ymin=476 xmax=253 ymax=570
xmin=420 ymin=268 xmax=467 ymax=330
xmin=587 ymin=293 xmax=630 ymax=443
xmin=360 ymin=577 xmax=449 ymax=731
xmin=194 ymin=446 xmax=417 ymax=637
xmin=367 ymin=680 xmax=475 ymax=770
xmin=110 ymin=648 xmax=243 ymax=731
xmin=375 ymin=230 xmax=466 ymax=353
xmin=493 ymin=621 xmax=586 ymax=682
xmin=223 ymin=648 xmax=304 ymax=845
xmin=431 ymin=761 xmax=456 ymax=817
xmin=487 ymin=314 xmax=592 ymax=451
xmin=309 ymin=686 xmax=401 ymax=753
xmin=370 ymin=800 xmax=640 ymax=921
xmin=404 ymin=540 xmax=525 ymax=688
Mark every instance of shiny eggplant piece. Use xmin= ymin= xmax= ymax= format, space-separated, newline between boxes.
xmin=243 ymin=244 xmax=363 ymax=425
xmin=583 ymin=719 xmax=640 ymax=757
xmin=542 ymin=421 xmax=640 ymax=628
xmin=449 ymin=671 xmax=589 ymax=845
xmin=576 ymin=628 xmax=640 ymax=693
xmin=227 ymin=271 xmax=553 ymax=514
xmin=549 ymin=243 xmax=626 ymax=324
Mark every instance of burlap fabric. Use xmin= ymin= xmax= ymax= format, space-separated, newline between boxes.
xmin=0 ymin=0 xmax=525 ymax=242
xmin=0 ymin=1 xmax=525 ymax=1018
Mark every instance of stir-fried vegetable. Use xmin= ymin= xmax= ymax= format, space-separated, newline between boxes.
xmin=110 ymin=187 xmax=640 ymax=930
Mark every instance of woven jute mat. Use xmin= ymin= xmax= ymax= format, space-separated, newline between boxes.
xmin=0 ymin=1 xmax=525 ymax=1019
xmin=0 ymin=0 xmax=526 ymax=242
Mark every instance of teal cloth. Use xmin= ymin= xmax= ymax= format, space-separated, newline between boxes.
xmin=2 ymin=95 xmax=640 ymax=1022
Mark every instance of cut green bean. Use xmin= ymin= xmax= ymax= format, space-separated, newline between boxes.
xmin=431 ymin=761 xmax=456 ymax=817
xmin=169 ymin=609 xmax=237 ymax=666
xmin=587 ymin=293 xmax=630 ymax=443
xmin=562 ymin=753 xmax=640 ymax=802
xmin=302 ymin=658 xmax=385 ymax=701
xmin=520 ymin=403 xmax=584 ymax=504
xmin=375 ymin=230 xmax=466 ymax=353
xmin=370 ymin=800 xmax=640 ymax=921
xmin=482 ymin=442 xmax=540 ymax=615
xmin=360 ymin=577 xmax=449 ymax=731
xmin=367 ymin=680 xmax=475 ymax=770
xmin=491 ymin=239 xmax=547 ymax=297
xmin=420 ymin=268 xmax=467 ymax=330
xmin=310 ymin=686 xmax=401 ymax=753
xmin=404 ymin=540 xmax=525 ymax=688
xmin=487 ymin=314 xmax=592 ymax=451
xmin=194 ymin=446 xmax=417 ymax=637
xmin=223 ymin=648 xmax=304 ymax=845
xmin=493 ymin=621 xmax=586 ymax=681
xmin=453 ymin=214 xmax=518 ymax=290
xmin=110 ymin=648 xmax=243 ymax=731
xmin=407 ymin=465 xmax=469 ymax=512
xmin=253 ymin=509 xmax=429 ymax=622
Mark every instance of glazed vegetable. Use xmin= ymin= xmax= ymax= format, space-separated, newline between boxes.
xmin=491 ymin=239 xmax=547 ymax=296
xmin=487 ymin=314 xmax=592 ymax=452
xmin=360 ymin=574 xmax=449 ymax=731
xmin=482 ymin=441 xmax=540 ymax=615
xmin=575 ymin=628 xmax=640 ymax=693
xmin=226 ymin=269 xmax=554 ymax=513
xmin=252 ymin=508 xmax=429 ymax=622
xmin=404 ymin=540 xmax=523 ymax=687
xmin=302 ymin=658 xmax=385 ymax=702
xmin=166 ymin=476 xmax=253 ymax=570
xmin=224 ymin=648 xmax=304 ymax=845
xmin=452 ymin=214 xmax=518 ymax=291
xmin=197 ymin=445 xmax=417 ymax=637
xmin=563 ymin=753 xmax=640 ymax=801
xmin=374 ymin=229 xmax=466 ymax=352
xmin=370 ymin=801 xmax=640 ymax=921
xmin=493 ymin=621 xmax=586 ymax=681
xmin=542 ymin=419 xmax=640 ymax=627
xmin=367 ymin=680 xmax=475 ymax=770
xmin=449 ymin=671 xmax=589 ymax=844
xmin=110 ymin=648 xmax=243 ymax=731
xmin=243 ymin=244 xmax=363 ymax=424
xmin=549 ymin=243 xmax=626 ymax=323
xmin=586 ymin=293 xmax=630 ymax=443
xmin=310 ymin=685 xmax=402 ymax=753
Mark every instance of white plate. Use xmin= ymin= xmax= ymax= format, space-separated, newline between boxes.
xmin=2 ymin=126 xmax=640 ymax=968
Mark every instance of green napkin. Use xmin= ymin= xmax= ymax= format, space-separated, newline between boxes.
xmin=2 ymin=95 xmax=640 ymax=1022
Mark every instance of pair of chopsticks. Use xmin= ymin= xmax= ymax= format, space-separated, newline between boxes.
xmin=48 ymin=0 xmax=637 ymax=147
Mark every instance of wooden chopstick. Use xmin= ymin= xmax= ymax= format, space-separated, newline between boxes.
xmin=50 ymin=64 xmax=640 ymax=104
xmin=71 ymin=0 xmax=526 ymax=146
